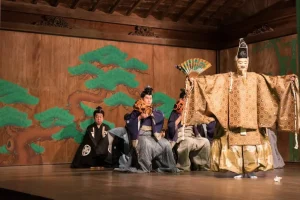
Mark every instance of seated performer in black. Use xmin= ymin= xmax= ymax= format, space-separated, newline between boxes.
xmin=71 ymin=106 xmax=117 ymax=169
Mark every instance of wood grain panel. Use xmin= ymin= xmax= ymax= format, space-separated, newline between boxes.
xmin=0 ymin=30 xmax=216 ymax=166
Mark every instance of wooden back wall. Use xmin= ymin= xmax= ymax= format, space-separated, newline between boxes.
xmin=0 ymin=30 xmax=216 ymax=166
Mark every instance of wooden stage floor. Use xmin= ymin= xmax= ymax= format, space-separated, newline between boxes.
xmin=0 ymin=163 xmax=300 ymax=200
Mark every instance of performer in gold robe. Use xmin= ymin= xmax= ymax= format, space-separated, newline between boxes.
xmin=182 ymin=38 xmax=299 ymax=179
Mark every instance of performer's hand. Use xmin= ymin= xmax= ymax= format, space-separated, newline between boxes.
xmin=160 ymin=130 xmax=165 ymax=138
xmin=132 ymin=140 xmax=138 ymax=148
xmin=140 ymin=113 xmax=149 ymax=119
xmin=175 ymin=115 xmax=182 ymax=126
xmin=188 ymin=77 xmax=194 ymax=82
xmin=169 ymin=141 xmax=176 ymax=149
xmin=177 ymin=114 xmax=182 ymax=121
xmin=290 ymin=75 xmax=296 ymax=81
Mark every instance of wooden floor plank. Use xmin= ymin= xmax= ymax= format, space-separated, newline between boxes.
xmin=0 ymin=164 xmax=299 ymax=200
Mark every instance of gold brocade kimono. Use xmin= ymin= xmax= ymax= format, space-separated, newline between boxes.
xmin=184 ymin=72 xmax=299 ymax=174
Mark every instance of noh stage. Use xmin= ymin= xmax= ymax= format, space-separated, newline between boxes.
xmin=1 ymin=1 xmax=300 ymax=200
xmin=0 ymin=163 xmax=300 ymax=200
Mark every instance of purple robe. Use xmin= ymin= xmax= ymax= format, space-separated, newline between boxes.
xmin=126 ymin=109 xmax=164 ymax=140
xmin=167 ymin=110 xmax=200 ymax=142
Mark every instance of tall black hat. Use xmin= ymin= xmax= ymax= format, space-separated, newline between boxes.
xmin=237 ymin=38 xmax=248 ymax=59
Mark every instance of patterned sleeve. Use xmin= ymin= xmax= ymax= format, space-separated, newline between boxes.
xmin=259 ymin=74 xmax=299 ymax=133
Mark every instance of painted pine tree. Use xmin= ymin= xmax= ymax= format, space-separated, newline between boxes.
xmin=68 ymin=45 xmax=176 ymax=120
xmin=34 ymin=107 xmax=83 ymax=143
xmin=0 ymin=79 xmax=51 ymax=164
xmin=252 ymin=37 xmax=297 ymax=75
xmin=0 ymin=80 xmax=39 ymax=156
xmin=67 ymin=45 xmax=146 ymax=114
xmin=0 ymin=45 xmax=177 ymax=166
xmin=0 ymin=79 xmax=39 ymax=105
xmin=153 ymin=92 xmax=176 ymax=119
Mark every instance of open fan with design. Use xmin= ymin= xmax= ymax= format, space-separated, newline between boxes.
xmin=175 ymin=58 xmax=212 ymax=140
xmin=175 ymin=58 xmax=212 ymax=78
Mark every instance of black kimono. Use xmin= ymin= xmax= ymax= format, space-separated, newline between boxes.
xmin=71 ymin=122 xmax=119 ymax=168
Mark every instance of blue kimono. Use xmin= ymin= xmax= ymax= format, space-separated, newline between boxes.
xmin=167 ymin=110 xmax=211 ymax=171
xmin=114 ymin=109 xmax=178 ymax=173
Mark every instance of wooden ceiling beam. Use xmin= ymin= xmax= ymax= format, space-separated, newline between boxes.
xmin=219 ymin=1 xmax=296 ymax=49
xmin=160 ymin=0 xmax=180 ymax=20
xmin=70 ymin=0 xmax=80 ymax=9
xmin=219 ymin=24 xmax=296 ymax=50
xmin=224 ymin=1 xmax=296 ymax=31
xmin=216 ymin=0 xmax=246 ymax=24
xmin=89 ymin=0 xmax=103 ymax=12
xmin=50 ymin=0 xmax=59 ymax=7
xmin=189 ymin=0 xmax=217 ymax=24
xmin=0 ymin=22 xmax=218 ymax=50
xmin=144 ymin=0 xmax=164 ymax=18
xmin=175 ymin=0 xmax=197 ymax=22
xmin=203 ymin=0 xmax=231 ymax=25
xmin=2 ymin=1 xmax=217 ymax=32
xmin=204 ymin=0 xmax=243 ymax=26
xmin=109 ymin=0 xmax=122 ymax=14
xmin=126 ymin=0 xmax=143 ymax=16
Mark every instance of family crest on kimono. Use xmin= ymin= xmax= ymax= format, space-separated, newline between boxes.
xmin=71 ymin=107 xmax=122 ymax=169
xmin=110 ymin=86 xmax=179 ymax=173
xmin=167 ymin=89 xmax=211 ymax=171
xmin=178 ymin=38 xmax=299 ymax=179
